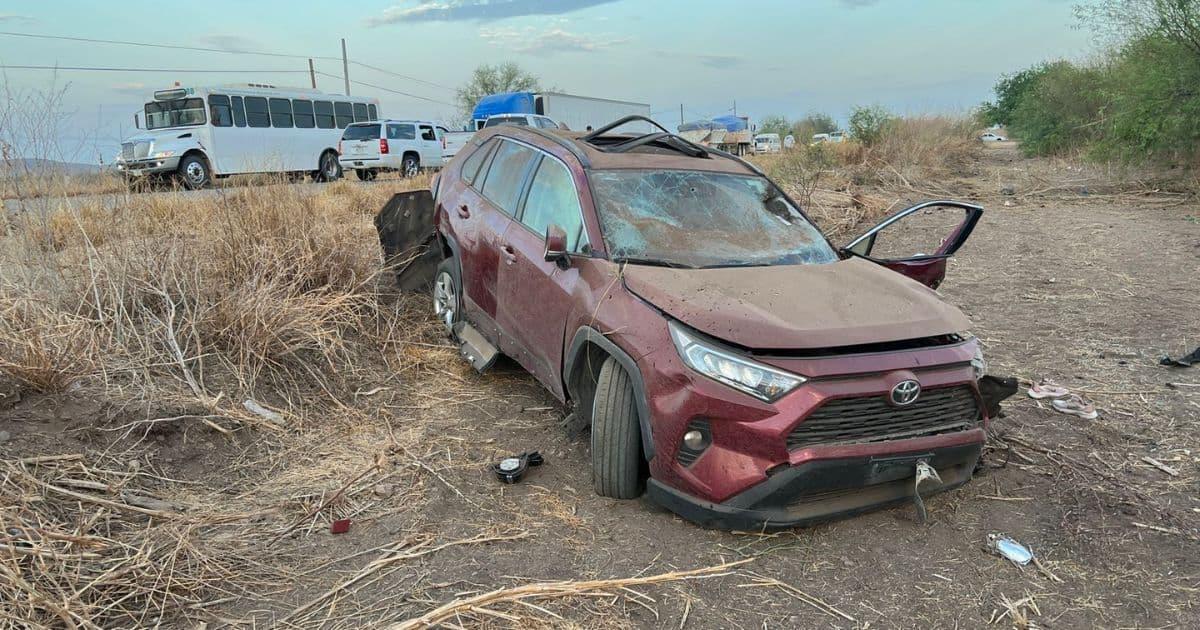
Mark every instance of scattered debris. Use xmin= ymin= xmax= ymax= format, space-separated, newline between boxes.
xmin=1000 ymin=184 xmax=1016 ymax=196
xmin=987 ymin=534 xmax=1034 ymax=566
xmin=1027 ymin=378 xmax=1069 ymax=400
xmin=242 ymin=398 xmax=285 ymax=424
xmin=492 ymin=451 xmax=545 ymax=484
xmin=330 ymin=518 xmax=352 ymax=535
xmin=979 ymin=375 xmax=1018 ymax=417
xmin=0 ymin=430 xmax=9 ymax=444
xmin=1140 ymin=456 xmax=1180 ymax=477
xmin=373 ymin=483 xmax=395 ymax=498
xmin=1160 ymin=346 xmax=1200 ymax=367
xmin=913 ymin=460 xmax=943 ymax=524
xmin=1051 ymin=394 xmax=1098 ymax=420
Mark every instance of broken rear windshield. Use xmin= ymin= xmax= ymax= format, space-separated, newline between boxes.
xmin=589 ymin=170 xmax=837 ymax=268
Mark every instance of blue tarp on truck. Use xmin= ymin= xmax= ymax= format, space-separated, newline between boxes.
xmin=472 ymin=92 xmax=535 ymax=122
xmin=678 ymin=116 xmax=749 ymax=133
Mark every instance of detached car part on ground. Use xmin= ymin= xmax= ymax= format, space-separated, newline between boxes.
xmin=375 ymin=116 xmax=992 ymax=530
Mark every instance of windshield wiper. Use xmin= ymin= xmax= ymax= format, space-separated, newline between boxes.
xmin=701 ymin=260 xmax=772 ymax=269
xmin=611 ymin=256 xmax=696 ymax=269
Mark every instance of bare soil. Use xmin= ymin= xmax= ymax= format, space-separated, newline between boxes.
xmin=3 ymin=144 xmax=1198 ymax=629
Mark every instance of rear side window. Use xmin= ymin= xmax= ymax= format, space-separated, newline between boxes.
xmin=244 ymin=97 xmax=270 ymax=128
xmin=314 ymin=101 xmax=335 ymax=128
xmin=342 ymin=124 xmax=381 ymax=141
xmin=386 ymin=124 xmax=415 ymax=140
xmin=334 ymin=102 xmax=354 ymax=128
xmin=461 ymin=139 xmax=496 ymax=186
xmin=353 ymin=102 xmax=369 ymax=122
xmin=480 ymin=140 xmax=536 ymax=214
xmin=368 ymin=104 xmax=378 ymax=120
xmin=269 ymin=98 xmax=293 ymax=128
xmin=230 ymin=95 xmax=246 ymax=127
xmin=293 ymin=99 xmax=315 ymax=128
xmin=521 ymin=157 xmax=586 ymax=251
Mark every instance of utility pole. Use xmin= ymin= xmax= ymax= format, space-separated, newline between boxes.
xmin=680 ymin=104 xmax=684 ymax=127
xmin=341 ymin=38 xmax=351 ymax=95
xmin=308 ymin=59 xmax=317 ymax=89
xmin=733 ymin=99 xmax=737 ymax=116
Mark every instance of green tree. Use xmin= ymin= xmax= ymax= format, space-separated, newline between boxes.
xmin=455 ymin=62 xmax=540 ymax=124
xmin=1007 ymin=61 xmax=1106 ymax=156
xmin=757 ymin=115 xmax=791 ymax=137
xmin=848 ymin=105 xmax=893 ymax=146
xmin=790 ymin=113 xmax=838 ymax=140
xmin=980 ymin=64 xmax=1055 ymax=126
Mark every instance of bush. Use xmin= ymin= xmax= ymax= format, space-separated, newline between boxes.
xmin=1008 ymin=61 xmax=1107 ymax=157
xmin=848 ymin=105 xmax=894 ymax=147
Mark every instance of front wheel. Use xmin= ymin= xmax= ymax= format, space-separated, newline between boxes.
xmin=355 ymin=169 xmax=378 ymax=181
xmin=592 ymin=357 xmax=644 ymax=499
xmin=177 ymin=154 xmax=211 ymax=190
xmin=314 ymin=151 xmax=342 ymax=182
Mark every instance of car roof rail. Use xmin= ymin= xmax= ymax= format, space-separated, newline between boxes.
xmin=581 ymin=115 xmax=711 ymax=159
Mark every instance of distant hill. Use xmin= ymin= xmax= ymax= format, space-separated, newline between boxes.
xmin=1 ymin=159 xmax=106 ymax=177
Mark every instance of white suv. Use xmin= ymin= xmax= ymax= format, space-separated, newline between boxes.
xmin=339 ymin=119 xmax=446 ymax=180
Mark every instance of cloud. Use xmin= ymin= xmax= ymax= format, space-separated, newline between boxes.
xmin=110 ymin=82 xmax=147 ymax=95
xmin=480 ymin=25 xmax=627 ymax=54
xmin=367 ymin=0 xmax=617 ymax=25
xmin=0 ymin=14 xmax=34 ymax=23
xmin=195 ymin=34 xmax=260 ymax=52
xmin=838 ymin=0 xmax=880 ymax=7
xmin=695 ymin=54 xmax=744 ymax=69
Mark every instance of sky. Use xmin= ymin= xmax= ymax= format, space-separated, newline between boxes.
xmin=0 ymin=0 xmax=1096 ymax=162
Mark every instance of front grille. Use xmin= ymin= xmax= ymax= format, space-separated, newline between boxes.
xmin=786 ymin=385 xmax=981 ymax=450
xmin=121 ymin=142 xmax=134 ymax=160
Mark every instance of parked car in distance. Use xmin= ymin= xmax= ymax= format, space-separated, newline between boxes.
xmin=339 ymin=119 xmax=446 ymax=180
xmin=377 ymin=116 xmax=988 ymax=530
xmin=811 ymin=131 xmax=847 ymax=145
xmin=754 ymin=133 xmax=782 ymax=154
xmin=979 ymin=132 xmax=1007 ymax=142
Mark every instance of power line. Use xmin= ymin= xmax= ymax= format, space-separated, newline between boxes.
xmin=315 ymin=72 xmax=455 ymax=106
xmin=0 ymin=30 xmax=456 ymax=92
xmin=1 ymin=64 xmax=309 ymax=73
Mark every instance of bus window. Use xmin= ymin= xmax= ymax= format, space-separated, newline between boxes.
xmin=334 ymin=102 xmax=354 ymax=128
xmin=270 ymin=98 xmax=293 ymax=128
xmin=368 ymin=104 xmax=378 ymax=121
xmin=353 ymin=102 xmax=368 ymax=122
xmin=314 ymin=101 xmax=334 ymax=129
xmin=208 ymin=94 xmax=233 ymax=127
xmin=244 ymin=97 xmax=270 ymax=128
xmin=231 ymin=95 xmax=246 ymax=127
xmin=293 ymin=99 xmax=315 ymax=128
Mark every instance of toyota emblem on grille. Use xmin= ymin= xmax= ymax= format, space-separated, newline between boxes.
xmin=891 ymin=380 xmax=921 ymax=406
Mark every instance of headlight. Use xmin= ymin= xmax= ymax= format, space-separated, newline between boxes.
xmin=668 ymin=321 xmax=805 ymax=402
xmin=970 ymin=339 xmax=986 ymax=380
xmin=153 ymin=150 xmax=175 ymax=158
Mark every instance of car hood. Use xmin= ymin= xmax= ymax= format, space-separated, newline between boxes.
xmin=622 ymin=257 xmax=971 ymax=350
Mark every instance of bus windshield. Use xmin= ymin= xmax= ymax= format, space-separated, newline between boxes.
xmin=145 ymin=98 xmax=206 ymax=130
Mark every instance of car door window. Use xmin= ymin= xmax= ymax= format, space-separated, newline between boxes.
xmin=419 ymin=125 xmax=436 ymax=141
xmin=387 ymin=124 xmax=415 ymax=140
xmin=520 ymin=157 xmax=587 ymax=251
xmin=480 ymin=140 xmax=536 ymax=215
xmin=461 ymin=139 xmax=496 ymax=186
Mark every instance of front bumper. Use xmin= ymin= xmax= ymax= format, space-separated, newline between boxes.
xmin=116 ymin=156 xmax=180 ymax=176
xmin=648 ymin=442 xmax=980 ymax=530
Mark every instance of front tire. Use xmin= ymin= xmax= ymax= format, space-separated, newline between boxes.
xmin=432 ymin=257 xmax=461 ymax=337
xmin=177 ymin=154 xmax=211 ymax=190
xmin=592 ymin=357 xmax=644 ymax=499
xmin=401 ymin=154 xmax=419 ymax=178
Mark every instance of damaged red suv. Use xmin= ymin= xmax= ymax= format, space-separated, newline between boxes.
xmin=376 ymin=116 xmax=988 ymax=529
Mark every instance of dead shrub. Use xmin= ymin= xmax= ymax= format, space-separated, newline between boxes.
xmin=0 ymin=302 xmax=98 ymax=393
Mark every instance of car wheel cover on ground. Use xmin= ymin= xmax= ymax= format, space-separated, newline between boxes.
xmin=433 ymin=271 xmax=456 ymax=332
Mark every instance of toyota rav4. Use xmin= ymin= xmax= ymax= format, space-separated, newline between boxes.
xmin=375 ymin=116 xmax=989 ymax=529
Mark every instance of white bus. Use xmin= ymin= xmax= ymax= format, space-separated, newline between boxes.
xmin=116 ymin=83 xmax=381 ymax=189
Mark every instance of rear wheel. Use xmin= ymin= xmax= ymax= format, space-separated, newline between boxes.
xmin=401 ymin=154 xmax=419 ymax=178
xmin=314 ymin=150 xmax=341 ymax=182
xmin=355 ymin=169 xmax=378 ymax=181
xmin=432 ymin=256 xmax=461 ymax=337
xmin=592 ymin=357 xmax=644 ymax=499
xmin=177 ymin=154 xmax=210 ymax=190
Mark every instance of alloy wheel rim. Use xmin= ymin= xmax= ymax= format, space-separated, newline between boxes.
xmin=432 ymin=272 xmax=456 ymax=331
xmin=186 ymin=161 xmax=205 ymax=185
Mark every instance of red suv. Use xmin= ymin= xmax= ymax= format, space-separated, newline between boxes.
xmin=376 ymin=116 xmax=987 ymax=529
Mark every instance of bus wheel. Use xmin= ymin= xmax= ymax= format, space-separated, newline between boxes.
xmin=315 ymin=151 xmax=342 ymax=182
xmin=177 ymin=154 xmax=211 ymax=190
xmin=355 ymin=169 xmax=378 ymax=181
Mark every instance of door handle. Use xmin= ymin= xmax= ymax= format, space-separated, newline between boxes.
xmin=500 ymin=244 xmax=517 ymax=265
xmin=457 ymin=204 xmax=470 ymax=219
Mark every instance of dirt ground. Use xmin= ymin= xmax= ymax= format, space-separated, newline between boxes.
xmin=3 ymin=144 xmax=1198 ymax=629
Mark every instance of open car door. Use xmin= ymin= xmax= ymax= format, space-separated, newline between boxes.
xmin=374 ymin=190 xmax=439 ymax=291
xmin=842 ymin=200 xmax=983 ymax=290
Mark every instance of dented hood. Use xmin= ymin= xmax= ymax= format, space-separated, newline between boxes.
xmin=623 ymin=257 xmax=971 ymax=350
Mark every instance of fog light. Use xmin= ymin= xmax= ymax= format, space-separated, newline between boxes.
xmin=683 ymin=430 xmax=705 ymax=450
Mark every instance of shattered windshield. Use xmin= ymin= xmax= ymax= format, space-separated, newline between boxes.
xmin=589 ymin=169 xmax=837 ymax=268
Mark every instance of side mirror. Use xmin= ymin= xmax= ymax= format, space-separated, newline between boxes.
xmin=543 ymin=224 xmax=570 ymax=269
xmin=134 ymin=113 xmax=142 ymax=129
